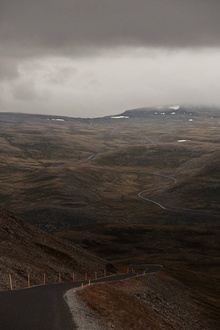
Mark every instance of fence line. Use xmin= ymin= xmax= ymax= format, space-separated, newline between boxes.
xmin=7 ymin=268 xmax=111 ymax=290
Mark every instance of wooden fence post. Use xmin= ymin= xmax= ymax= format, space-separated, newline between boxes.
xmin=44 ymin=273 xmax=46 ymax=285
xmin=27 ymin=273 xmax=31 ymax=288
xmin=9 ymin=274 xmax=13 ymax=290
xmin=59 ymin=273 xmax=61 ymax=282
xmin=72 ymin=272 xmax=75 ymax=282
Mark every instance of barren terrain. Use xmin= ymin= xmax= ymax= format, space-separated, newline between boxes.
xmin=77 ymin=270 xmax=219 ymax=330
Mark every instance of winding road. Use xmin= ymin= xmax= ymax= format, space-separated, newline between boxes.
xmin=79 ymin=156 xmax=218 ymax=218
xmin=0 ymin=267 xmax=162 ymax=330
xmin=138 ymin=190 xmax=171 ymax=210
xmin=138 ymin=183 xmax=219 ymax=217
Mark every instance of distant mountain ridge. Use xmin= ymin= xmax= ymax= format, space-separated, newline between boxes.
xmin=116 ymin=105 xmax=220 ymax=119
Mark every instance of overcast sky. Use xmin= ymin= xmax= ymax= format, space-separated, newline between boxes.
xmin=1 ymin=0 xmax=220 ymax=117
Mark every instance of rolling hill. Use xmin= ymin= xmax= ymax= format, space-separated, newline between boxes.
xmin=0 ymin=106 xmax=219 ymax=230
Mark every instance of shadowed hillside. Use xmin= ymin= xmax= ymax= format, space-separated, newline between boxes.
xmin=0 ymin=207 xmax=109 ymax=290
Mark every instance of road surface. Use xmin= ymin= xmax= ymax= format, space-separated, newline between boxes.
xmin=0 ymin=271 xmax=161 ymax=330
xmin=138 ymin=191 xmax=169 ymax=210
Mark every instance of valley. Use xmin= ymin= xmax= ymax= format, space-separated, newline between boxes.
xmin=0 ymin=106 xmax=219 ymax=229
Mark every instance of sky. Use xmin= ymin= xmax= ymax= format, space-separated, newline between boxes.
xmin=1 ymin=0 xmax=220 ymax=118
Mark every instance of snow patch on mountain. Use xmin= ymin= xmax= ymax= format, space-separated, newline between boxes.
xmin=111 ymin=116 xmax=129 ymax=119
xmin=169 ymin=106 xmax=180 ymax=110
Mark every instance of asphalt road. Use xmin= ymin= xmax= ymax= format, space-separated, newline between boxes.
xmin=0 ymin=282 xmax=78 ymax=330
xmin=0 ymin=272 xmax=150 ymax=330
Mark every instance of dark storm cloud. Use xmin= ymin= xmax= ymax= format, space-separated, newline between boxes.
xmin=1 ymin=0 xmax=220 ymax=116
xmin=1 ymin=0 xmax=220 ymax=58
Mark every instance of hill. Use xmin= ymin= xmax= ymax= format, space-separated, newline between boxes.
xmin=0 ymin=206 xmax=109 ymax=290
xmin=111 ymin=105 xmax=220 ymax=120
xmin=77 ymin=270 xmax=220 ymax=330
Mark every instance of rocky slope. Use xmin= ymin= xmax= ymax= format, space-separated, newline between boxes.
xmin=0 ymin=207 xmax=109 ymax=290
xmin=77 ymin=270 xmax=219 ymax=330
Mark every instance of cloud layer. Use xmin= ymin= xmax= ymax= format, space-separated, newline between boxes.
xmin=1 ymin=1 xmax=220 ymax=116
xmin=1 ymin=0 xmax=220 ymax=57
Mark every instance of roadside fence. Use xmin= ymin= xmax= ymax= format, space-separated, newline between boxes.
xmin=7 ymin=269 xmax=111 ymax=291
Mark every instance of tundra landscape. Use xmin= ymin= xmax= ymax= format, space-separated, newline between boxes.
xmin=0 ymin=106 xmax=219 ymax=329
xmin=1 ymin=0 xmax=220 ymax=328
